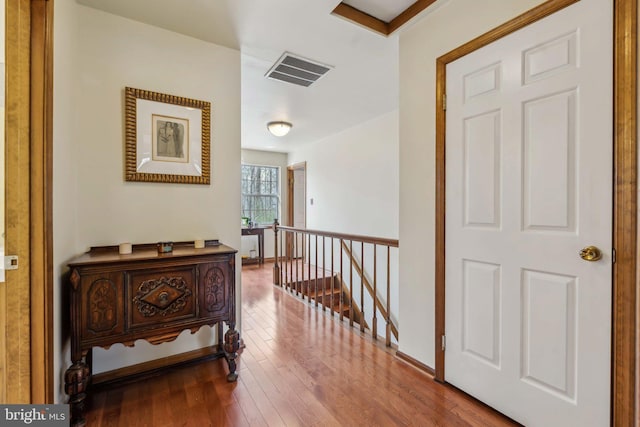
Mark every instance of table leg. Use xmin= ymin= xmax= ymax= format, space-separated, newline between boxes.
xmin=224 ymin=321 xmax=240 ymax=382
xmin=65 ymin=357 xmax=90 ymax=427
xmin=217 ymin=322 xmax=224 ymax=349
xmin=259 ymin=230 xmax=264 ymax=264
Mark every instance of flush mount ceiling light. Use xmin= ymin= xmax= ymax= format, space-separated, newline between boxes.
xmin=267 ymin=121 xmax=292 ymax=137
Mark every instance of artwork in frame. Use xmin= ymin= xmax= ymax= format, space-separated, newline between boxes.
xmin=125 ymin=87 xmax=211 ymax=184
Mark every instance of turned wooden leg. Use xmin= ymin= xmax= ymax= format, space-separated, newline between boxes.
xmin=223 ymin=323 xmax=240 ymax=382
xmin=217 ymin=323 xmax=224 ymax=350
xmin=65 ymin=361 xmax=90 ymax=427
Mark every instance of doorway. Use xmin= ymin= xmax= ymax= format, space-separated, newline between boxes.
xmin=434 ymin=0 xmax=637 ymax=425
xmin=287 ymin=162 xmax=306 ymax=260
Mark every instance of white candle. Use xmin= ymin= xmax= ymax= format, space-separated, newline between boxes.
xmin=119 ymin=242 xmax=132 ymax=255
xmin=194 ymin=239 xmax=205 ymax=249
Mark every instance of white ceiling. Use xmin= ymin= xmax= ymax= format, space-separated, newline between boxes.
xmin=76 ymin=0 xmax=405 ymax=153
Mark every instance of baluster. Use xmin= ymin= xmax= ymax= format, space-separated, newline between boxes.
xmin=287 ymin=231 xmax=291 ymax=292
xmin=288 ymin=231 xmax=293 ymax=290
xmin=349 ymin=240 xmax=354 ymax=327
xmin=386 ymin=245 xmax=391 ymax=347
xmin=314 ymin=235 xmax=319 ymax=307
xmin=307 ymin=231 xmax=311 ymax=302
xmin=273 ymin=220 xmax=280 ymax=285
xmin=330 ymin=237 xmax=335 ymax=317
xmin=284 ymin=230 xmax=288 ymax=286
xmin=322 ymin=236 xmax=326 ymax=312
xmin=302 ymin=232 xmax=307 ymax=296
xmin=294 ymin=232 xmax=299 ymax=295
xmin=283 ymin=230 xmax=287 ymax=285
xmin=372 ymin=243 xmax=377 ymax=340
xmin=297 ymin=233 xmax=302 ymax=295
xmin=360 ymin=241 xmax=365 ymax=333
xmin=339 ymin=239 xmax=344 ymax=322
xmin=280 ymin=227 xmax=284 ymax=287
xmin=288 ymin=232 xmax=292 ymax=292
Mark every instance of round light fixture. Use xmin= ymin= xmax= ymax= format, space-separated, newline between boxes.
xmin=267 ymin=121 xmax=292 ymax=137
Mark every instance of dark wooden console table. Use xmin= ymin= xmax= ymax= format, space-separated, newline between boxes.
xmin=64 ymin=242 xmax=239 ymax=427
xmin=241 ymin=226 xmax=266 ymax=265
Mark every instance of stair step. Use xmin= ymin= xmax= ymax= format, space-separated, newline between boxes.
xmin=306 ymin=288 xmax=341 ymax=303
xmin=282 ymin=274 xmax=362 ymax=325
xmin=284 ymin=277 xmax=336 ymax=294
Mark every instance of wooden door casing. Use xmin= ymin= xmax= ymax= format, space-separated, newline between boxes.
xmin=2 ymin=0 xmax=54 ymax=403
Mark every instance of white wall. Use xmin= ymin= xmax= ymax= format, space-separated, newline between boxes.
xmin=398 ymin=0 xmax=548 ymax=368
xmin=53 ymin=0 xmax=80 ymax=404
xmin=240 ymin=149 xmax=288 ymax=259
xmin=288 ymin=111 xmax=399 ymax=239
xmin=53 ymin=2 xmax=241 ymax=402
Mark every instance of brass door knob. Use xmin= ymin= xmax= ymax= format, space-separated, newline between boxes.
xmin=579 ymin=246 xmax=602 ymax=261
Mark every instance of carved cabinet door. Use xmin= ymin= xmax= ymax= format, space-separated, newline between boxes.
xmin=198 ymin=261 xmax=231 ymax=320
xmin=128 ymin=266 xmax=197 ymax=329
xmin=80 ymin=272 xmax=125 ymax=340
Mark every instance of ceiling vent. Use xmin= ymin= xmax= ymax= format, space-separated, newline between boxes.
xmin=265 ymin=52 xmax=332 ymax=87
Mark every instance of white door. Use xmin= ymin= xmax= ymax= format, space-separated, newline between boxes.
xmin=445 ymin=0 xmax=612 ymax=425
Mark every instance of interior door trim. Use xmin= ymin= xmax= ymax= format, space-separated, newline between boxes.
xmin=4 ymin=0 xmax=54 ymax=403
xmin=287 ymin=162 xmax=306 ymax=228
xmin=29 ymin=0 xmax=55 ymax=403
xmin=433 ymin=0 xmax=637 ymax=425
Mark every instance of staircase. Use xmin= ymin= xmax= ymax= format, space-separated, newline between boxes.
xmin=284 ymin=269 xmax=364 ymax=325
xmin=272 ymin=223 xmax=398 ymax=346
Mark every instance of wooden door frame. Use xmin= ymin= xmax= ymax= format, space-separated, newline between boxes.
xmin=286 ymin=162 xmax=306 ymax=259
xmin=30 ymin=0 xmax=54 ymax=403
xmin=286 ymin=162 xmax=307 ymax=228
xmin=434 ymin=0 xmax=637 ymax=425
xmin=4 ymin=0 xmax=54 ymax=403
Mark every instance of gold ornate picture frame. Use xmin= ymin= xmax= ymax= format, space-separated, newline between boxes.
xmin=125 ymin=87 xmax=211 ymax=184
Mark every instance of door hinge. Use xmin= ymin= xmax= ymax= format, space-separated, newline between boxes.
xmin=442 ymin=94 xmax=447 ymax=111
xmin=4 ymin=256 xmax=18 ymax=270
xmin=612 ymin=248 xmax=616 ymax=264
xmin=441 ymin=335 xmax=446 ymax=351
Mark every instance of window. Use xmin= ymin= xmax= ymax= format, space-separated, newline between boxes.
xmin=241 ymin=164 xmax=280 ymax=225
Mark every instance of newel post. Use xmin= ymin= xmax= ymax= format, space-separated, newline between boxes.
xmin=272 ymin=219 xmax=280 ymax=285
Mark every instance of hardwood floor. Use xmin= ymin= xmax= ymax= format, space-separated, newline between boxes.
xmin=85 ymin=262 xmax=518 ymax=426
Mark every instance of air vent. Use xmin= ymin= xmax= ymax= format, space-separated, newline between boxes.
xmin=265 ymin=52 xmax=332 ymax=87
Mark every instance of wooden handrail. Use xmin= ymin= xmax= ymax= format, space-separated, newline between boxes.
xmin=276 ymin=225 xmax=398 ymax=248
xmin=341 ymin=241 xmax=398 ymax=340
xmin=273 ymin=220 xmax=398 ymax=347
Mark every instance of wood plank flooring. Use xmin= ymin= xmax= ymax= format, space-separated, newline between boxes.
xmin=85 ymin=262 xmax=518 ymax=426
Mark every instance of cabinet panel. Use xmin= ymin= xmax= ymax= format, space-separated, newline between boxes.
xmin=128 ymin=266 xmax=197 ymax=329
xmin=80 ymin=272 xmax=125 ymax=340
xmin=199 ymin=261 xmax=230 ymax=319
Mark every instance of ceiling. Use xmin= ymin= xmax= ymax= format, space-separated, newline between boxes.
xmin=76 ymin=0 xmax=442 ymax=153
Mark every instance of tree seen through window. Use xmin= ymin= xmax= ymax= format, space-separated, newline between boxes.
xmin=241 ymin=164 xmax=280 ymax=225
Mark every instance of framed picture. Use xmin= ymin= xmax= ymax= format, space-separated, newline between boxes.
xmin=125 ymin=87 xmax=211 ymax=184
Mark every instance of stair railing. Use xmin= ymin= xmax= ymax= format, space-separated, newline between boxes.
xmin=272 ymin=220 xmax=399 ymax=347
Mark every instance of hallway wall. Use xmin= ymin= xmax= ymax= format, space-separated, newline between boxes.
xmin=53 ymin=1 xmax=241 ymax=402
